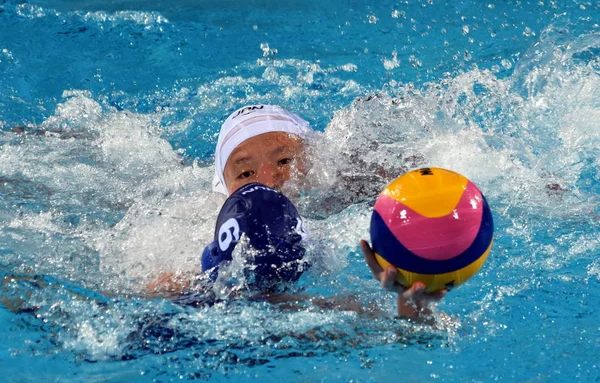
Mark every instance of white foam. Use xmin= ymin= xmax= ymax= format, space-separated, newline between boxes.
xmin=15 ymin=3 xmax=51 ymax=18
xmin=96 ymin=187 xmax=222 ymax=289
xmin=80 ymin=10 xmax=169 ymax=25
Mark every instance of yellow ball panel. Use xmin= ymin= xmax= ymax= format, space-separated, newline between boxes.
xmin=374 ymin=239 xmax=493 ymax=293
xmin=381 ymin=168 xmax=469 ymax=218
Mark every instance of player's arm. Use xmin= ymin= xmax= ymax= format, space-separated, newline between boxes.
xmin=144 ymin=272 xmax=195 ymax=297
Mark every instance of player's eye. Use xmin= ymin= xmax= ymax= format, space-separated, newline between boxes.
xmin=238 ymin=170 xmax=255 ymax=179
xmin=278 ymin=157 xmax=293 ymax=166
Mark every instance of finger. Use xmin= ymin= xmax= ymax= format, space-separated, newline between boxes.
xmin=380 ymin=266 xmax=396 ymax=290
xmin=401 ymin=281 xmax=426 ymax=299
xmin=360 ymin=239 xmax=383 ymax=278
xmin=380 ymin=266 xmax=408 ymax=294
xmin=403 ymin=283 xmax=448 ymax=303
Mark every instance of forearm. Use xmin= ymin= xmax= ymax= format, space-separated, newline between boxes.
xmin=145 ymin=272 xmax=193 ymax=295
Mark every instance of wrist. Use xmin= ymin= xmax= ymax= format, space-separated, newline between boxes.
xmin=397 ymin=296 xmax=433 ymax=318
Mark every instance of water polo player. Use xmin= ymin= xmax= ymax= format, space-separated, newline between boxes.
xmin=150 ymin=105 xmax=446 ymax=321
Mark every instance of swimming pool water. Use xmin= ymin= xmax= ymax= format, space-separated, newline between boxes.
xmin=1 ymin=0 xmax=599 ymax=381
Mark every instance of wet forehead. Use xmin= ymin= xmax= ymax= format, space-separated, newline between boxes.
xmin=226 ymin=132 xmax=301 ymax=166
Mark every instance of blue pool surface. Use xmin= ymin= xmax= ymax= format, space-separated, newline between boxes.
xmin=1 ymin=0 xmax=600 ymax=381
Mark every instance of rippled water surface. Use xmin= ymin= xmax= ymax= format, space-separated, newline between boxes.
xmin=1 ymin=0 xmax=599 ymax=381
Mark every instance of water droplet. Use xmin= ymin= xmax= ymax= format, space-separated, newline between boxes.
xmin=523 ymin=27 xmax=535 ymax=37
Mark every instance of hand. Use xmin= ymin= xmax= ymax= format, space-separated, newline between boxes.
xmin=360 ymin=240 xmax=447 ymax=320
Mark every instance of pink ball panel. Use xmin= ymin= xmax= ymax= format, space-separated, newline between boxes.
xmin=373 ymin=182 xmax=484 ymax=261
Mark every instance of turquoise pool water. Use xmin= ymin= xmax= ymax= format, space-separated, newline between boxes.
xmin=1 ymin=0 xmax=599 ymax=381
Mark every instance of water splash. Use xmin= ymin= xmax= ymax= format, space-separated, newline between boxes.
xmin=0 ymin=10 xmax=599 ymax=379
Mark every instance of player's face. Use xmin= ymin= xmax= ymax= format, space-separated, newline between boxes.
xmin=223 ymin=132 xmax=306 ymax=195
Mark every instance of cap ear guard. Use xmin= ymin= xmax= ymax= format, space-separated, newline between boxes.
xmin=200 ymin=242 xmax=221 ymax=282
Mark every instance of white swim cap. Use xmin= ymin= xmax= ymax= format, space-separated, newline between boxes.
xmin=212 ymin=105 xmax=313 ymax=195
